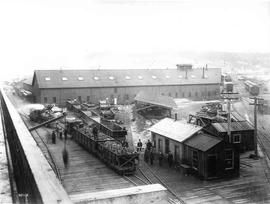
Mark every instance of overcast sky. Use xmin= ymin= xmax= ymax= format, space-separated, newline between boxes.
xmin=0 ymin=0 xmax=269 ymax=80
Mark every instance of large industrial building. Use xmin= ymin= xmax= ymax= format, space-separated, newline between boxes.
xmin=31 ymin=66 xmax=221 ymax=105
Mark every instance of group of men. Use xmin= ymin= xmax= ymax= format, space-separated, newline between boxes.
xmin=138 ymin=139 xmax=174 ymax=167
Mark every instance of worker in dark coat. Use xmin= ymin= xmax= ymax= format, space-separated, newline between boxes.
xmin=59 ymin=129 xmax=63 ymax=140
xmin=146 ymin=140 xmax=152 ymax=151
xmin=64 ymin=129 xmax=68 ymax=141
xmin=62 ymin=148 xmax=69 ymax=168
xmin=52 ymin=131 xmax=56 ymax=144
xmin=150 ymin=149 xmax=154 ymax=165
xmin=137 ymin=139 xmax=142 ymax=152
xmin=168 ymin=151 xmax=173 ymax=167
xmin=158 ymin=151 xmax=164 ymax=166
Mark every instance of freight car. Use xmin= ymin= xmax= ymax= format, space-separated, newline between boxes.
xmin=223 ymin=81 xmax=233 ymax=93
xmin=70 ymin=123 xmax=139 ymax=175
xmin=244 ymin=80 xmax=260 ymax=96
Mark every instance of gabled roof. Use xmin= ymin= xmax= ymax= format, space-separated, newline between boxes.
xmin=149 ymin=118 xmax=202 ymax=143
xmin=134 ymin=91 xmax=177 ymax=109
xmin=212 ymin=121 xmax=254 ymax=132
xmin=33 ymin=68 xmax=221 ymax=89
xmin=184 ymin=133 xmax=223 ymax=152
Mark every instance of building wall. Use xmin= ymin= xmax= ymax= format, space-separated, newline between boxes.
xmin=37 ymin=83 xmax=220 ymax=106
xmin=151 ymin=132 xmax=184 ymax=163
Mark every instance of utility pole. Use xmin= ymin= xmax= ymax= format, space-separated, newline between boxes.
xmin=249 ymin=97 xmax=264 ymax=157
xmin=221 ymin=92 xmax=239 ymax=143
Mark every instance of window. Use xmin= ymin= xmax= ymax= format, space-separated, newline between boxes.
xmin=44 ymin=97 xmax=48 ymax=103
xmin=233 ymin=134 xmax=241 ymax=143
xmin=225 ymin=149 xmax=234 ymax=169
xmin=165 ymin=139 xmax=169 ymax=154
xmin=62 ymin=77 xmax=68 ymax=81
xmin=114 ymin=87 xmax=117 ymax=93
xmin=87 ymin=96 xmax=90 ymax=102
xmin=78 ymin=77 xmax=84 ymax=81
xmin=192 ymin=150 xmax=198 ymax=170
xmin=45 ymin=77 xmax=50 ymax=81
xmin=53 ymin=97 xmax=56 ymax=103
xmin=189 ymin=92 xmax=191 ymax=97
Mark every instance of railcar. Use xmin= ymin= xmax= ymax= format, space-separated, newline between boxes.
xmin=70 ymin=124 xmax=139 ymax=175
xmin=223 ymin=81 xmax=233 ymax=93
xmin=244 ymin=80 xmax=260 ymax=96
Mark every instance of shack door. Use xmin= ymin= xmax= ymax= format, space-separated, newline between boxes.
xmin=174 ymin=145 xmax=180 ymax=163
xmin=207 ymin=155 xmax=217 ymax=178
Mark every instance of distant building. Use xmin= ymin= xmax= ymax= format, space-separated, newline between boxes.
xmin=149 ymin=118 xmax=239 ymax=180
xmin=31 ymin=67 xmax=221 ymax=105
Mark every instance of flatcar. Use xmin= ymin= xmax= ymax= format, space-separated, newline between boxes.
xmin=69 ymin=123 xmax=139 ymax=175
xmin=244 ymin=80 xmax=260 ymax=96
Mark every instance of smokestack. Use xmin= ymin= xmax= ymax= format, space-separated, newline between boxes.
xmin=202 ymin=67 xmax=205 ymax=78
xmin=175 ymin=113 xmax=178 ymax=121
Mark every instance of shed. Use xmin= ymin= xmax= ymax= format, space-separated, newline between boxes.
xmin=149 ymin=118 xmax=202 ymax=162
xmin=208 ymin=121 xmax=254 ymax=152
xmin=183 ymin=133 xmax=239 ymax=179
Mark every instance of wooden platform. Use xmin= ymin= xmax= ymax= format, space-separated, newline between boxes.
xmin=40 ymin=128 xmax=134 ymax=195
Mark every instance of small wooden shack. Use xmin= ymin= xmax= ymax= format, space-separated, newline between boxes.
xmin=183 ymin=133 xmax=239 ymax=179
xmin=207 ymin=121 xmax=254 ymax=152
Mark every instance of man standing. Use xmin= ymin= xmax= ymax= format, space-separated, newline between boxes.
xmin=137 ymin=139 xmax=142 ymax=152
xmin=52 ymin=131 xmax=56 ymax=144
xmin=150 ymin=150 xmax=154 ymax=165
xmin=146 ymin=140 xmax=152 ymax=151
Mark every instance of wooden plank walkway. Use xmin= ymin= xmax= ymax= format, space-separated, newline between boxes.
xmin=39 ymin=128 xmax=134 ymax=195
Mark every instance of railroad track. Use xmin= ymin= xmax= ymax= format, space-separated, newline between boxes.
xmin=19 ymin=112 xmax=61 ymax=181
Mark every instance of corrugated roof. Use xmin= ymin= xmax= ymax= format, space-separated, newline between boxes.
xmin=34 ymin=68 xmax=221 ymax=89
xmin=134 ymin=91 xmax=177 ymax=109
xmin=212 ymin=121 xmax=254 ymax=132
xmin=184 ymin=133 xmax=222 ymax=152
xmin=149 ymin=118 xmax=202 ymax=143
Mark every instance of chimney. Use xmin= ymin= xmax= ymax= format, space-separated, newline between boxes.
xmin=175 ymin=113 xmax=178 ymax=121
xmin=202 ymin=67 xmax=205 ymax=78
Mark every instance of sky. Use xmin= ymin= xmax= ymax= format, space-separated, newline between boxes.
xmin=0 ymin=0 xmax=269 ymax=80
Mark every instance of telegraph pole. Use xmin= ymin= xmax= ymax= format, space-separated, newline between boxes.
xmin=249 ymin=97 xmax=264 ymax=157
xmin=221 ymin=92 xmax=238 ymax=143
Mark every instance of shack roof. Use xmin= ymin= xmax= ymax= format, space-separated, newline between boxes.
xmin=33 ymin=68 xmax=221 ymax=89
xmin=134 ymin=91 xmax=177 ymax=109
xmin=212 ymin=121 xmax=254 ymax=132
xmin=184 ymin=133 xmax=223 ymax=152
xmin=149 ymin=118 xmax=202 ymax=143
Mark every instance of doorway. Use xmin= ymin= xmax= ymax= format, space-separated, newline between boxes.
xmin=207 ymin=154 xmax=217 ymax=178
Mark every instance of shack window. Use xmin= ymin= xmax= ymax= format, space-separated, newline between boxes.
xmin=225 ymin=149 xmax=234 ymax=169
xmin=192 ymin=150 xmax=198 ymax=170
xmin=165 ymin=138 xmax=169 ymax=154
xmin=233 ymin=134 xmax=241 ymax=143
xmin=53 ymin=97 xmax=56 ymax=103
xmin=44 ymin=97 xmax=48 ymax=103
